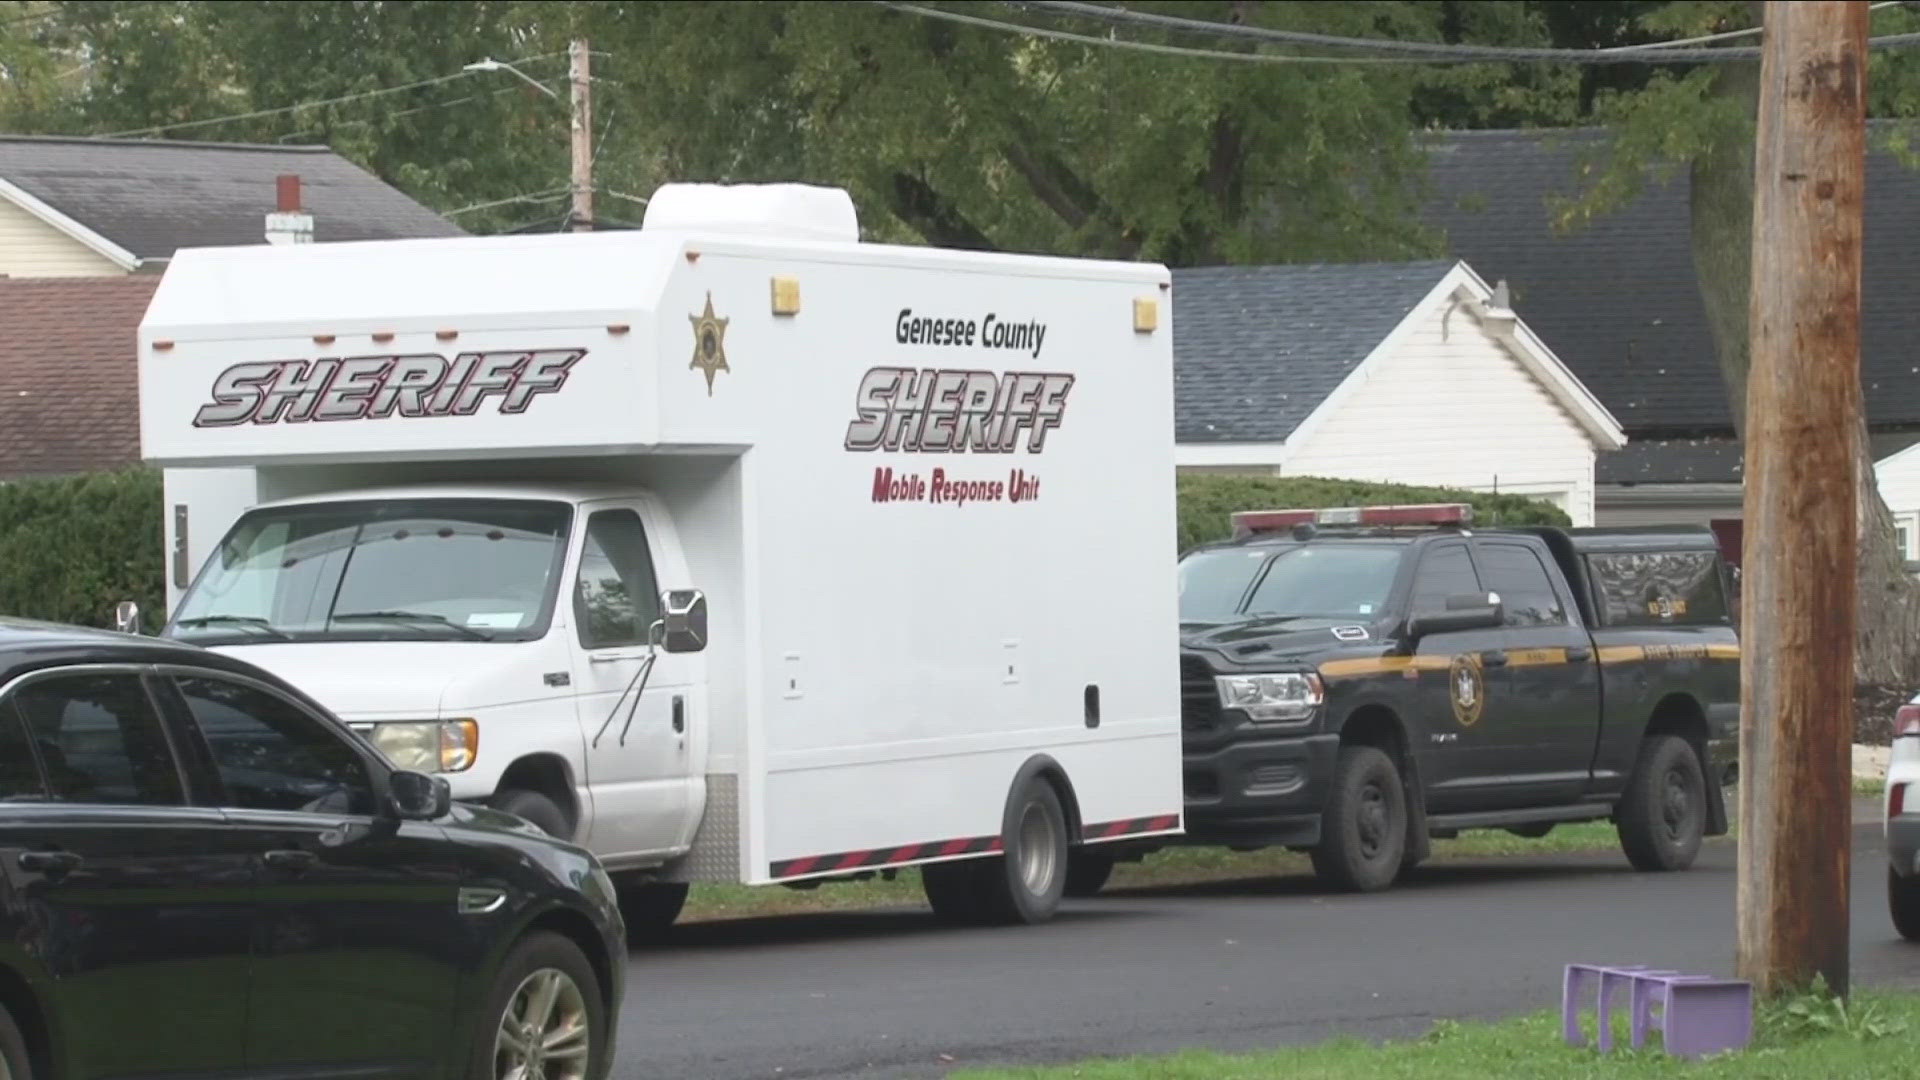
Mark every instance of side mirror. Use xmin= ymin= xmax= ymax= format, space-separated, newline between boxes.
xmin=387 ymin=770 xmax=451 ymax=821
xmin=1406 ymin=593 xmax=1504 ymax=639
xmin=112 ymin=601 xmax=142 ymax=635
xmin=658 ymin=588 xmax=708 ymax=654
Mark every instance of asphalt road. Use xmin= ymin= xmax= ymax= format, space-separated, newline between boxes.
xmin=613 ymin=812 xmax=1918 ymax=1079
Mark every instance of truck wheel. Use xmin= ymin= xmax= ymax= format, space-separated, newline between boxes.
xmin=921 ymin=859 xmax=990 ymax=924
xmin=469 ymin=930 xmax=605 ymax=1080
xmin=615 ymin=879 xmax=689 ymax=946
xmin=0 ymin=1002 xmax=30 ymax=1080
xmin=1616 ymin=734 xmax=1706 ymax=872
xmin=1063 ymin=849 xmax=1115 ymax=898
xmin=923 ymin=777 xmax=1070 ymax=925
xmin=492 ymin=789 xmax=572 ymax=840
xmin=1310 ymin=745 xmax=1407 ymax=893
xmin=1891 ymin=867 xmax=1920 ymax=941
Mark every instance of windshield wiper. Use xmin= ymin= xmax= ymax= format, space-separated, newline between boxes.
xmin=331 ymin=610 xmax=494 ymax=641
xmin=173 ymin=614 xmax=293 ymax=641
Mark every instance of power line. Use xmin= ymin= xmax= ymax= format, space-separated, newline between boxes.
xmin=443 ymin=186 xmax=571 ymax=217
xmin=881 ymin=3 xmax=1446 ymax=65
xmin=1599 ymin=0 xmax=1906 ymax=51
xmin=1012 ymin=0 xmax=1920 ymax=64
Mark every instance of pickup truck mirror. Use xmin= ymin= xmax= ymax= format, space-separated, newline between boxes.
xmin=1406 ymin=594 xmax=1504 ymax=639
xmin=659 ymin=588 xmax=708 ymax=654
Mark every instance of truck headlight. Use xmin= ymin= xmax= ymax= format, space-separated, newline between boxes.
xmin=355 ymin=719 xmax=479 ymax=772
xmin=1215 ymin=672 xmax=1324 ymax=723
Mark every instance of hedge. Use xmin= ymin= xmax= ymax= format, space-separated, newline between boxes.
xmin=1176 ymin=473 xmax=1570 ymax=551
xmin=0 ymin=467 xmax=164 ymax=629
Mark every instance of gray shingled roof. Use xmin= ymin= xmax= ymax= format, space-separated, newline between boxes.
xmin=0 ymin=135 xmax=463 ymax=260
xmin=1597 ymin=431 xmax=1920 ymax=485
xmin=1420 ymin=124 xmax=1920 ymax=435
xmin=1172 ymin=260 xmax=1456 ymax=444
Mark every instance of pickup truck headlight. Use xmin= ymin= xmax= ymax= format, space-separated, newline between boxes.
xmin=352 ymin=719 xmax=479 ymax=772
xmin=1215 ymin=672 xmax=1324 ymax=723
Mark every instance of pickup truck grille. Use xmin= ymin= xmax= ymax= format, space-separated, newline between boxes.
xmin=1180 ymin=653 xmax=1220 ymax=733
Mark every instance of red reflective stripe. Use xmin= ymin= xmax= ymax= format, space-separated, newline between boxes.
xmin=780 ymin=856 xmax=820 ymax=877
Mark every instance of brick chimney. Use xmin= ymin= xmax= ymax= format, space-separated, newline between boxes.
xmin=265 ymin=174 xmax=313 ymax=245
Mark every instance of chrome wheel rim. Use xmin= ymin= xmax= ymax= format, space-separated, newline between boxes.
xmin=495 ymin=967 xmax=591 ymax=1080
xmin=1017 ymin=798 xmax=1062 ymax=895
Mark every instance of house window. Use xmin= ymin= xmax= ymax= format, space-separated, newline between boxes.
xmin=1898 ymin=512 xmax=1919 ymax=561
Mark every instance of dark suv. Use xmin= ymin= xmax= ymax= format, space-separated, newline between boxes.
xmin=0 ymin=618 xmax=625 ymax=1080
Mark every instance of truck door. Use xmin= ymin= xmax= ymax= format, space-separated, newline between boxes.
xmin=1471 ymin=539 xmax=1603 ymax=802
xmin=566 ymin=500 xmax=700 ymax=861
xmin=1405 ymin=541 xmax=1519 ymax=813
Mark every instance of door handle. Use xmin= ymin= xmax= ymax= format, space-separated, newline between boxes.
xmin=672 ymin=695 xmax=685 ymax=734
xmin=1566 ymin=646 xmax=1593 ymax=662
xmin=262 ymin=849 xmax=318 ymax=872
xmin=590 ymin=652 xmax=647 ymax=665
xmin=1481 ymin=650 xmax=1509 ymax=668
xmin=17 ymin=850 xmax=82 ymax=876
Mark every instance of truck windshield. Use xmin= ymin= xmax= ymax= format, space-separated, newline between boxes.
xmin=1179 ymin=544 xmax=1402 ymax=623
xmin=168 ymin=499 xmax=573 ymax=646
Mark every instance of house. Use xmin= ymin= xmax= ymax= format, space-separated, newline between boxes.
xmin=0 ymin=134 xmax=463 ymax=278
xmin=1172 ymin=259 xmax=1625 ymax=526
xmin=0 ymin=135 xmax=464 ymax=479
xmin=1419 ymin=124 xmax=1920 ymax=544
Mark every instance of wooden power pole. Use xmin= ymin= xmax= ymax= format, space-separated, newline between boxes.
xmin=569 ymin=37 xmax=593 ymax=232
xmin=1737 ymin=0 xmax=1868 ymax=997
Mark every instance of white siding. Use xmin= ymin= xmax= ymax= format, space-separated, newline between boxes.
xmin=1283 ymin=302 xmax=1599 ymax=525
xmin=0 ymin=197 xmax=123 ymax=277
xmin=1876 ymin=450 xmax=1920 ymax=560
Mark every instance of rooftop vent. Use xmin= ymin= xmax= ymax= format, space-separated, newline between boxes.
xmin=641 ymin=182 xmax=859 ymax=244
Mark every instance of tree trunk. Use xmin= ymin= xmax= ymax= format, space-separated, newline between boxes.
xmin=1687 ymin=5 xmax=1920 ymax=696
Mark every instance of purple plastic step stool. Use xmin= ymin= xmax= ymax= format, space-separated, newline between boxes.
xmin=1562 ymin=963 xmax=1753 ymax=1058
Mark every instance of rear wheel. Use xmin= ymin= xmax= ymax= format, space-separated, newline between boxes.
xmin=923 ymin=775 xmax=1070 ymax=925
xmin=1063 ymin=849 xmax=1116 ymax=898
xmin=1617 ymin=735 xmax=1706 ymax=872
xmin=1891 ymin=867 xmax=1920 ymax=941
xmin=615 ymin=879 xmax=689 ymax=946
xmin=1311 ymin=745 xmax=1407 ymax=893
xmin=0 ymin=1003 xmax=30 ymax=1080
xmin=471 ymin=931 xmax=605 ymax=1080
xmin=492 ymin=788 xmax=572 ymax=840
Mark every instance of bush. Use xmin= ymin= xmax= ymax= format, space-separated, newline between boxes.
xmin=0 ymin=467 xmax=164 ymax=629
xmin=1177 ymin=473 xmax=1571 ymax=551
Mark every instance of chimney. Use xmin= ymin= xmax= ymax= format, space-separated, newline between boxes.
xmin=265 ymin=174 xmax=313 ymax=245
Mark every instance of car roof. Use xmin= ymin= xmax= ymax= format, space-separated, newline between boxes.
xmin=0 ymin=617 xmax=272 ymax=686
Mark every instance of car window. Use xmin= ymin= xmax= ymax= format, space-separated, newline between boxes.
xmin=10 ymin=673 xmax=184 ymax=806
xmin=0 ymin=703 xmax=45 ymax=801
xmin=1409 ymin=544 xmax=1481 ymax=614
xmin=174 ymin=675 xmax=375 ymax=816
xmin=1476 ymin=542 xmax=1568 ymax=627
xmin=575 ymin=508 xmax=662 ymax=650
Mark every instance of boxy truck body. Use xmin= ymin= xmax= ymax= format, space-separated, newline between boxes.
xmin=136 ymin=184 xmax=1182 ymax=916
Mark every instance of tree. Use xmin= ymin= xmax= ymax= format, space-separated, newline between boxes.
xmin=1558 ymin=0 xmax=1920 ymax=689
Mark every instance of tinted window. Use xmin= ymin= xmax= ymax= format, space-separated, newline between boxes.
xmin=0 ymin=704 xmax=44 ymax=801
xmin=1477 ymin=542 xmax=1567 ymax=627
xmin=1586 ymin=550 xmax=1730 ymax=627
xmin=1410 ymin=545 xmax=1481 ymax=614
xmin=11 ymin=674 xmax=183 ymax=806
xmin=176 ymin=676 xmax=374 ymax=816
xmin=1242 ymin=546 xmax=1404 ymax=619
xmin=576 ymin=509 xmax=662 ymax=649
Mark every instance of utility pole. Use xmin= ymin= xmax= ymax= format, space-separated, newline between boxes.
xmin=569 ymin=37 xmax=593 ymax=233
xmin=1736 ymin=0 xmax=1867 ymax=997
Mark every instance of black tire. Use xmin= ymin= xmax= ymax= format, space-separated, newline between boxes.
xmin=921 ymin=858 xmax=991 ymax=924
xmin=1891 ymin=867 xmax=1920 ymax=942
xmin=1310 ymin=745 xmax=1407 ymax=893
xmin=469 ymin=931 xmax=607 ymax=1080
xmin=615 ymin=879 xmax=689 ymax=946
xmin=1616 ymin=734 xmax=1706 ymax=872
xmin=0 ymin=1003 xmax=30 ymax=1080
xmin=491 ymin=788 xmax=572 ymax=840
xmin=1063 ymin=849 xmax=1116 ymax=898
xmin=923 ymin=776 xmax=1071 ymax=926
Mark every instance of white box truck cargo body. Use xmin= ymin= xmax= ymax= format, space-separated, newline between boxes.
xmin=135 ymin=183 xmax=1181 ymax=932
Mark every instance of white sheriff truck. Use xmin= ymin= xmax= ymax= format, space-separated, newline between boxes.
xmin=132 ymin=182 xmax=1182 ymax=938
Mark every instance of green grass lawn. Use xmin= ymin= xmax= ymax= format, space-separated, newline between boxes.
xmin=680 ymin=818 xmax=1644 ymax=923
xmin=948 ymin=986 xmax=1917 ymax=1079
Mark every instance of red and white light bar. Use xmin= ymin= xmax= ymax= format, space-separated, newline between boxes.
xmin=1231 ymin=502 xmax=1474 ymax=539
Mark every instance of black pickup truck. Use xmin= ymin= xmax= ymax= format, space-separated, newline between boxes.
xmin=1120 ymin=504 xmax=1739 ymax=895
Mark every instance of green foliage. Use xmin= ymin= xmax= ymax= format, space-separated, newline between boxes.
xmin=1762 ymin=977 xmax=1911 ymax=1043
xmin=1175 ymin=473 xmax=1572 ymax=552
xmin=0 ymin=468 xmax=163 ymax=630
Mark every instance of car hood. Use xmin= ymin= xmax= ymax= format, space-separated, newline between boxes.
xmin=440 ymin=798 xmax=553 ymax=840
xmin=1179 ymin=616 xmax=1379 ymax=664
xmin=204 ymin=641 xmax=463 ymax=718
